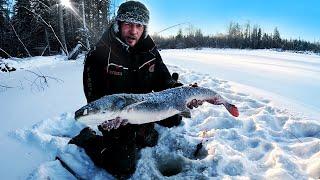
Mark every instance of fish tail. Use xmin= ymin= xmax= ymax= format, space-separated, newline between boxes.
xmin=223 ymin=102 xmax=239 ymax=117
xmin=205 ymin=95 xmax=239 ymax=117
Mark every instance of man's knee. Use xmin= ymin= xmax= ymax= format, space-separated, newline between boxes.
xmin=157 ymin=114 xmax=182 ymax=128
xmin=69 ymin=127 xmax=138 ymax=177
xmin=136 ymin=123 xmax=158 ymax=148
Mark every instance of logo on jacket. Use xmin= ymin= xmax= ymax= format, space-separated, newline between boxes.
xmin=149 ymin=64 xmax=155 ymax=72
xmin=108 ymin=70 xmax=123 ymax=76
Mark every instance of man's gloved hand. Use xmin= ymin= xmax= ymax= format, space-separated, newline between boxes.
xmin=172 ymin=82 xmax=183 ymax=87
xmin=187 ymin=99 xmax=204 ymax=109
xmin=100 ymin=117 xmax=129 ymax=131
xmin=187 ymin=82 xmax=204 ymax=109
xmin=172 ymin=72 xmax=183 ymax=87
xmin=189 ymin=82 xmax=198 ymax=87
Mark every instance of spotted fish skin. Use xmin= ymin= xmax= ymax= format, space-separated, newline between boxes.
xmin=75 ymin=86 xmax=239 ymax=128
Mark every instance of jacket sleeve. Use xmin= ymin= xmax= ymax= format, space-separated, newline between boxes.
xmin=153 ymin=50 xmax=181 ymax=91
xmin=83 ymin=49 xmax=105 ymax=103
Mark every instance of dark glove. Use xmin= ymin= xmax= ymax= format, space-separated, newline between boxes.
xmin=172 ymin=82 xmax=183 ymax=87
xmin=171 ymin=72 xmax=183 ymax=87
xmin=172 ymin=72 xmax=179 ymax=81
xmin=189 ymin=82 xmax=198 ymax=87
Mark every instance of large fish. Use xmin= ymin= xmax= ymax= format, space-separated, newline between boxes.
xmin=75 ymin=86 xmax=239 ymax=129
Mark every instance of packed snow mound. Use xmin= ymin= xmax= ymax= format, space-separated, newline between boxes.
xmin=12 ymin=65 xmax=320 ymax=179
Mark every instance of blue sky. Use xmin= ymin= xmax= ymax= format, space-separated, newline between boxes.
xmin=116 ymin=0 xmax=320 ymax=42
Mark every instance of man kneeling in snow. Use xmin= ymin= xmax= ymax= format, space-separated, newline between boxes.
xmin=68 ymin=1 xmax=200 ymax=178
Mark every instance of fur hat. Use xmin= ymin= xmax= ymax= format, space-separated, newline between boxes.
xmin=114 ymin=1 xmax=149 ymax=39
xmin=116 ymin=1 xmax=149 ymax=25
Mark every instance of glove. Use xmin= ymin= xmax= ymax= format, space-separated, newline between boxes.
xmin=172 ymin=72 xmax=179 ymax=81
xmin=100 ymin=117 xmax=129 ymax=131
xmin=189 ymin=82 xmax=198 ymax=87
xmin=187 ymin=99 xmax=204 ymax=109
xmin=172 ymin=82 xmax=183 ymax=87
xmin=171 ymin=72 xmax=183 ymax=87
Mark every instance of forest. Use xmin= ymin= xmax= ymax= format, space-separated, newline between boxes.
xmin=154 ymin=23 xmax=320 ymax=53
xmin=1 ymin=0 xmax=319 ymax=58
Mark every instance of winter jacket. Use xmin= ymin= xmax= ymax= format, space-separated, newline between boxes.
xmin=81 ymin=23 xmax=181 ymax=177
xmin=83 ymin=24 xmax=177 ymax=103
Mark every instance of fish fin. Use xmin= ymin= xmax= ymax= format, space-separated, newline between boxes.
xmin=223 ymin=102 xmax=239 ymax=117
xmin=113 ymin=95 xmax=139 ymax=110
xmin=122 ymin=96 xmax=140 ymax=106
xmin=180 ymin=110 xmax=191 ymax=118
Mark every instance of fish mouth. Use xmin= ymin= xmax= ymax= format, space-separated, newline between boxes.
xmin=75 ymin=107 xmax=88 ymax=120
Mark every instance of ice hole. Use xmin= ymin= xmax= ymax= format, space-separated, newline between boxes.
xmin=157 ymin=154 xmax=184 ymax=177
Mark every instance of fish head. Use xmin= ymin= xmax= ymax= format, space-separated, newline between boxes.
xmin=75 ymin=104 xmax=99 ymax=121
xmin=74 ymin=94 xmax=134 ymax=126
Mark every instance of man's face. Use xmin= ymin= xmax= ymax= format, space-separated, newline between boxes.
xmin=120 ymin=22 xmax=144 ymax=47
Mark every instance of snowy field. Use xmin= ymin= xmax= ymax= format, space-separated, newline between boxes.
xmin=0 ymin=49 xmax=319 ymax=179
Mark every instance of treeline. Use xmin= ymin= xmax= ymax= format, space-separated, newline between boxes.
xmin=2 ymin=1 xmax=320 ymax=58
xmin=0 ymin=0 xmax=111 ymax=58
xmin=153 ymin=22 xmax=320 ymax=53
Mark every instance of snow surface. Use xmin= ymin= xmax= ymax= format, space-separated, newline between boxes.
xmin=0 ymin=49 xmax=319 ymax=179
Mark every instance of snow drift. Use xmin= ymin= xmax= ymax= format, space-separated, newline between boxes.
xmin=11 ymin=65 xmax=320 ymax=179
xmin=1 ymin=49 xmax=319 ymax=179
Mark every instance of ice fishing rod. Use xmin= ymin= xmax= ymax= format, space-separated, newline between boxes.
xmin=155 ymin=22 xmax=191 ymax=35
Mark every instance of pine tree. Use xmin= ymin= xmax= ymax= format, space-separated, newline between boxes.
xmin=273 ymin=27 xmax=281 ymax=48
xmin=243 ymin=22 xmax=251 ymax=48
xmin=251 ymin=26 xmax=258 ymax=48
xmin=175 ymin=29 xmax=185 ymax=49
xmin=257 ymin=28 xmax=262 ymax=48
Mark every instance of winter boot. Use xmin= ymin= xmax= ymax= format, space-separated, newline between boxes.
xmin=69 ymin=127 xmax=105 ymax=167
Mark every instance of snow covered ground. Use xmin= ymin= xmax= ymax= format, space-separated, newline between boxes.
xmin=0 ymin=49 xmax=319 ymax=179
xmin=162 ymin=49 xmax=320 ymax=118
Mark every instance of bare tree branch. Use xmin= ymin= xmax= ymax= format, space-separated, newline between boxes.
xmin=35 ymin=0 xmax=52 ymax=11
xmin=41 ymin=45 xmax=49 ymax=56
xmin=21 ymin=6 xmax=69 ymax=56
xmin=0 ymin=84 xmax=15 ymax=89
xmin=0 ymin=47 xmax=13 ymax=58
xmin=10 ymin=23 xmax=32 ymax=57
xmin=0 ymin=83 xmax=15 ymax=92
xmin=25 ymin=69 xmax=64 ymax=91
